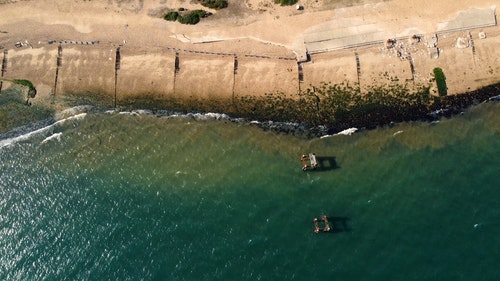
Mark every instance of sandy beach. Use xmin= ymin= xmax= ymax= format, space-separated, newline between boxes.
xmin=0 ymin=0 xmax=499 ymax=106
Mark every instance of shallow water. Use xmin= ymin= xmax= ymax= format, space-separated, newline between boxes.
xmin=1 ymin=102 xmax=499 ymax=280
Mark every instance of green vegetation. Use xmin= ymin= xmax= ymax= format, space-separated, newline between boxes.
xmin=163 ymin=11 xmax=179 ymax=21
xmin=11 ymin=79 xmax=37 ymax=99
xmin=274 ymin=0 xmax=299 ymax=6
xmin=198 ymin=0 xmax=228 ymax=9
xmin=433 ymin=67 xmax=447 ymax=96
xmin=178 ymin=10 xmax=208 ymax=25
xmin=0 ymin=88 xmax=53 ymax=133
xmin=163 ymin=9 xmax=210 ymax=25
xmin=116 ymin=79 xmax=433 ymax=130
xmin=1 ymin=78 xmax=38 ymax=102
xmin=10 ymin=79 xmax=33 ymax=89
xmin=0 ymin=79 xmax=53 ymax=133
xmin=163 ymin=0 xmax=227 ymax=25
xmin=232 ymin=80 xmax=431 ymax=127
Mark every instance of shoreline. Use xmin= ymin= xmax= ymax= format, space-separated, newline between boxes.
xmin=1 ymin=82 xmax=499 ymax=140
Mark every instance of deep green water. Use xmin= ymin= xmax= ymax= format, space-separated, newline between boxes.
xmin=1 ymin=102 xmax=499 ymax=280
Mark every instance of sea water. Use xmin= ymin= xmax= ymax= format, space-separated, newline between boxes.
xmin=1 ymin=102 xmax=499 ymax=280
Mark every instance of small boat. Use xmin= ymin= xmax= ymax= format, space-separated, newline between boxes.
xmin=309 ymin=153 xmax=319 ymax=169
xmin=313 ymin=216 xmax=331 ymax=233
xmin=301 ymin=152 xmax=319 ymax=171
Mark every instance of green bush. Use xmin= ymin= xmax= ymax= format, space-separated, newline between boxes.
xmin=199 ymin=0 xmax=228 ymax=9
xmin=178 ymin=10 xmax=207 ymax=25
xmin=165 ymin=10 xmax=209 ymax=25
xmin=191 ymin=9 xmax=209 ymax=18
xmin=274 ymin=0 xmax=298 ymax=6
xmin=11 ymin=79 xmax=34 ymax=89
xmin=433 ymin=68 xmax=447 ymax=96
xmin=11 ymin=79 xmax=37 ymax=98
xmin=178 ymin=14 xmax=199 ymax=25
xmin=163 ymin=11 xmax=179 ymax=21
xmin=0 ymin=88 xmax=53 ymax=133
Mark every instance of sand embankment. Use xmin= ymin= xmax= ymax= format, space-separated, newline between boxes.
xmin=0 ymin=0 xmax=499 ymax=107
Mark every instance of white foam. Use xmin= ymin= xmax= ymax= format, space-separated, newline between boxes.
xmin=55 ymin=106 xmax=93 ymax=120
xmin=189 ymin=112 xmax=230 ymax=120
xmin=0 ymin=113 xmax=86 ymax=149
xmin=41 ymin=132 xmax=62 ymax=144
xmin=60 ymin=113 xmax=87 ymax=123
xmin=133 ymin=109 xmax=154 ymax=115
xmin=0 ymin=124 xmax=53 ymax=148
xmin=337 ymin=128 xmax=358 ymax=135
xmin=117 ymin=110 xmax=152 ymax=116
xmin=320 ymin=127 xmax=358 ymax=139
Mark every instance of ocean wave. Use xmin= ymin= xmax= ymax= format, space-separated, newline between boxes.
xmin=320 ymin=128 xmax=358 ymax=139
xmin=106 ymin=108 xmax=232 ymax=121
xmin=0 ymin=123 xmax=54 ymax=148
xmin=392 ymin=130 xmax=404 ymax=136
xmin=41 ymin=132 xmax=62 ymax=144
xmin=0 ymin=112 xmax=87 ymax=149
xmin=488 ymin=95 xmax=500 ymax=101
xmin=188 ymin=112 xmax=231 ymax=120
xmin=55 ymin=105 xmax=95 ymax=120
xmin=78 ymin=107 xmax=322 ymax=135
xmin=337 ymin=128 xmax=358 ymax=135
xmin=115 ymin=109 xmax=154 ymax=116
xmin=1 ymin=105 xmax=326 ymax=147
xmin=0 ymin=117 xmax=55 ymax=142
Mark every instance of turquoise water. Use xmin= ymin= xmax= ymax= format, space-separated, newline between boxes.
xmin=1 ymin=102 xmax=499 ymax=280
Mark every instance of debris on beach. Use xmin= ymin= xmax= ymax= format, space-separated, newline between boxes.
xmin=456 ymin=37 xmax=469 ymax=48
